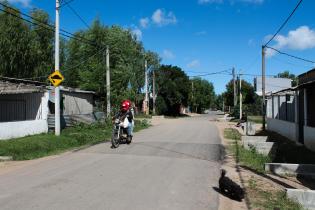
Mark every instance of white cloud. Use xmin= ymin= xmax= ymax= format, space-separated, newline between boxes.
xmin=131 ymin=27 xmax=142 ymax=41
xmin=2 ymin=0 xmax=31 ymax=7
xmin=139 ymin=18 xmax=149 ymax=28
xmin=199 ymin=0 xmax=263 ymax=4
xmin=162 ymin=49 xmax=175 ymax=59
xmin=152 ymin=9 xmax=177 ymax=26
xmin=187 ymin=59 xmax=200 ymax=68
xmin=266 ymin=26 xmax=315 ymax=57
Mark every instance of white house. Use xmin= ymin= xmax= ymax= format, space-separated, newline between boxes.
xmin=0 ymin=79 xmax=49 ymax=140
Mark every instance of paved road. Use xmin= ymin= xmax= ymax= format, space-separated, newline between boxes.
xmin=0 ymin=114 xmax=224 ymax=210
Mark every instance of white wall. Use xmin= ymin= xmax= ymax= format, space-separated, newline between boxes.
xmin=304 ymin=126 xmax=315 ymax=152
xmin=267 ymin=118 xmax=298 ymax=142
xmin=0 ymin=120 xmax=48 ymax=140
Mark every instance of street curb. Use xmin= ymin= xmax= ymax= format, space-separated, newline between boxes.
xmin=265 ymin=163 xmax=315 ymax=178
xmin=286 ymin=188 xmax=315 ymax=209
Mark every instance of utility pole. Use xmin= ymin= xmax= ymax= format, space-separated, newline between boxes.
xmin=223 ymin=99 xmax=225 ymax=113
xmin=191 ymin=80 xmax=194 ymax=113
xmin=239 ymin=72 xmax=242 ymax=120
xmin=152 ymin=70 xmax=156 ymax=115
xmin=262 ymin=46 xmax=266 ymax=130
xmin=54 ymin=0 xmax=60 ymax=136
xmin=233 ymin=67 xmax=237 ymax=107
xmin=106 ymin=46 xmax=110 ymax=117
xmin=144 ymin=60 xmax=149 ymax=115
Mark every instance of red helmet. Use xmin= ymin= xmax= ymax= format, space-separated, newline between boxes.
xmin=121 ymin=100 xmax=131 ymax=111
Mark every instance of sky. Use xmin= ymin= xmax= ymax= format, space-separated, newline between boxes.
xmin=6 ymin=0 xmax=315 ymax=94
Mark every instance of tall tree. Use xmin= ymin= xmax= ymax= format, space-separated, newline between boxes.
xmin=0 ymin=5 xmax=33 ymax=78
xmin=189 ymin=77 xmax=215 ymax=113
xmin=155 ymin=65 xmax=190 ymax=115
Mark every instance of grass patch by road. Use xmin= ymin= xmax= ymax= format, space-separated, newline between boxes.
xmin=0 ymin=119 xmax=149 ymax=160
xmin=247 ymin=115 xmax=263 ymax=124
xmin=247 ymin=178 xmax=303 ymax=210
xmin=224 ymin=128 xmax=271 ymax=173
xmin=223 ymin=128 xmax=302 ymax=209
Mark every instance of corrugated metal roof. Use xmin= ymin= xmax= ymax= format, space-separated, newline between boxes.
xmin=0 ymin=81 xmax=45 ymax=95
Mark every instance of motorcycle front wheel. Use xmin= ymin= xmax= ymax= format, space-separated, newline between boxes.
xmin=111 ymin=132 xmax=120 ymax=148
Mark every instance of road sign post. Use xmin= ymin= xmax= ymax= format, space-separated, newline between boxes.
xmin=55 ymin=0 xmax=60 ymax=136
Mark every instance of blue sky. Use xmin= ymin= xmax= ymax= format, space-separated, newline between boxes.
xmin=7 ymin=0 xmax=315 ymax=94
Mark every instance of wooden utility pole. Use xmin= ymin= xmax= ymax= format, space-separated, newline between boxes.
xmin=262 ymin=46 xmax=266 ymax=130
xmin=106 ymin=46 xmax=110 ymax=117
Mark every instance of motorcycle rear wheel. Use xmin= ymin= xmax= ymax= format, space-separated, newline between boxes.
xmin=111 ymin=133 xmax=120 ymax=148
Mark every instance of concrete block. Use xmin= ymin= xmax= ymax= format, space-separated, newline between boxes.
xmin=242 ymin=136 xmax=268 ymax=143
xmin=265 ymin=163 xmax=315 ymax=177
xmin=245 ymin=122 xmax=256 ymax=136
xmin=0 ymin=156 xmax=13 ymax=161
xmin=254 ymin=142 xmax=277 ymax=156
xmin=286 ymin=189 xmax=315 ymax=209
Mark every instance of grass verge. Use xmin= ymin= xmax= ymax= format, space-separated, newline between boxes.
xmin=224 ymin=128 xmax=302 ymax=209
xmin=0 ymin=119 xmax=150 ymax=160
xmin=247 ymin=178 xmax=303 ymax=210
xmin=224 ymin=128 xmax=270 ymax=173
xmin=247 ymin=115 xmax=263 ymax=124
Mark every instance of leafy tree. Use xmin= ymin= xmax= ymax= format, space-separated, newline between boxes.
xmin=276 ymin=70 xmax=297 ymax=86
xmin=189 ymin=77 xmax=215 ymax=113
xmin=155 ymin=65 xmax=190 ymax=115
xmin=0 ymin=5 xmax=33 ymax=78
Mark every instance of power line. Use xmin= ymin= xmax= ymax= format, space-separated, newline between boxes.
xmin=65 ymin=3 xmax=90 ymax=29
xmin=0 ymin=2 xmax=98 ymax=47
xmin=266 ymin=46 xmax=315 ymax=64
xmin=58 ymin=0 xmax=75 ymax=8
xmin=264 ymin=0 xmax=303 ymax=47
xmin=189 ymin=69 xmax=232 ymax=78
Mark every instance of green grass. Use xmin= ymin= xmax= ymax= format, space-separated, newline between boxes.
xmin=247 ymin=115 xmax=263 ymax=124
xmin=224 ymin=128 xmax=242 ymax=140
xmin=224 ymin=128 xmax=270 ymax=173
xmin=0 ymin=120 xmax=150 ymax=160
xmin=248 ymin=178 xmax=303 ymax=210
xmin=224 ymin=128 xmax=302 ymax=209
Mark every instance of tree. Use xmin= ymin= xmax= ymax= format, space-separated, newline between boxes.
xmin=189 ymin=77 xmax=215 ymax=113
xmin=155 ymin=65 xmax=190 ymax=115
xmin=276 ymin=70 xmax=297 ymax=86
xmin=0 ymin=4 xmax=33 ymax=78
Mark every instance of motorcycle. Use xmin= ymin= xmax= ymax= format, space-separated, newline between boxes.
xmin=111 ymin=117 xmax=132 ymax=148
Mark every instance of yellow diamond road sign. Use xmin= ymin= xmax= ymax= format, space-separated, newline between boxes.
xmin=48 ymin=71 xmax=64 ymax=87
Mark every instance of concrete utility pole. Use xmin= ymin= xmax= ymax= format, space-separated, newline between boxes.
xmin=239 ymin=72 xmax=242 ymax=120
xmin=144 ymin=60 xmax=149 ymax=115
xmin=152 ymin=70 xmax=156 ymax=115
xmin=54 ymin=0 xmax=60 ymax=136
xmin=233 ymin=67 xmax=237 ymax=107
xmin=262 ymin=46 xmax=266 ymax=130
xmin=106 ymin=46 xmax=110 ymax=117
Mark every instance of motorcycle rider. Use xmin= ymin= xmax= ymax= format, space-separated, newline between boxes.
xmin=116 ymin=100 xmax=134 ymax=141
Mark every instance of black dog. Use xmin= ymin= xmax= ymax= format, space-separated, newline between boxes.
xmin=219 ymin=169 xmax=245 ymax=201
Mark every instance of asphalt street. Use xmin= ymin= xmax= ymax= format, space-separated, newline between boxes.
xmin=0 ymin=114 xmax=224 ymax=210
